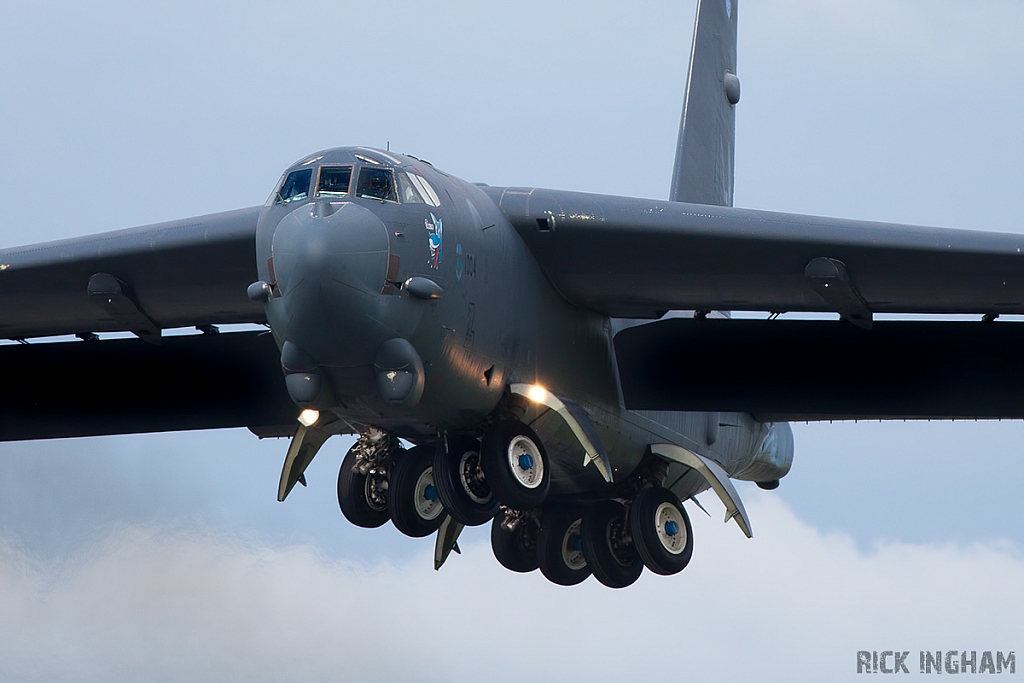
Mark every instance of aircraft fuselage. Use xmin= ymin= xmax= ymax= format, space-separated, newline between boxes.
xmin=255 ymin=146 xmax=790 ymax=500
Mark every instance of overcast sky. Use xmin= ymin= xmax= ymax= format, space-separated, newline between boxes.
xmin=2 ymin=0 xmax=1024 ymax=680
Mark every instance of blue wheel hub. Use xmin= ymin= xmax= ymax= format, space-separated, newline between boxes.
xmin=424 ymin=484 xmax=438 ymax=501
xmin=518 ymin=453 xmax=534 ymax=470
xmin=665 ymin=520 xmax=679 ymax=536
xmin=571 ymin=534 xmax=582 ymax=552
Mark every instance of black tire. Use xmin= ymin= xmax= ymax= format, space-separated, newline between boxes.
xmin=490 ymin=508 xmax=539 ymax=573
xmin=434 ymin=437 xmax=499 ymax=526
xmin=481 ymin=420 xmax=550 ymax=510
xmin=388 ymin=445 xmax=445 ymax=538
xmin=337 ymin=443 xmax=390 ymax=529
xmin=630 ymin=487 xmax=693 ymax=576
xmin=580 ymin=500 xmax=643 ymax=589
xmin=536 ymin=506 xmax=591 ymax=586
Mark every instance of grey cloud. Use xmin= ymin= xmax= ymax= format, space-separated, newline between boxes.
xmin=1 ymin=494 xmax=1022 ymax=681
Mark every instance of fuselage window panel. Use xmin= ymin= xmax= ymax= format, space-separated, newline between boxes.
xmin=397 ymin=172 xmax=425 ymax=204
xmin=278 ymin=168 xmax=312 ymax=204
xmin=408 ymin=172 xmax=441 ymax=207
xmin=356 ymin=167 xmax=398 ymax=203
xmin=316 ymin=165 xmax=353 ymax=197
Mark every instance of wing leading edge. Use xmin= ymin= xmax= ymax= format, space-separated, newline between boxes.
xmin=0 ymin=206 xmax=264 ymax=340
xmin=485 ymin=187 xmax=1024 ymax=321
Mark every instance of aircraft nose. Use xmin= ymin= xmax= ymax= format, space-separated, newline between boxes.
xmin=268 ymin=201 xmax=390 ymax=361
xmin=272 ymin=201 xmax=389 ymax=297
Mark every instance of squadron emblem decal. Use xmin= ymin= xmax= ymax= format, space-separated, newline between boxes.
xmin=425 ymin=212 xmax=443 ymax=268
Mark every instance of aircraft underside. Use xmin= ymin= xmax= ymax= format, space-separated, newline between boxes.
xmin=321 ymin=396 xmax=787 ymax=587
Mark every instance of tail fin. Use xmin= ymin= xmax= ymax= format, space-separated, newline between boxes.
xmin=669 ymin=0 xmax=740 ymax=206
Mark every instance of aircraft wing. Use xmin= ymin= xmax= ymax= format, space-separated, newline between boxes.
xmin=613 ymin=317 xmax=1024 ymax=421
xmin=482 ymin=186 xmax=1024 ymax=419
xmin=0 ymin=206 xmax=266 ymax=340
xmin=0 ymin=207 xmax=297 ymax=440
xmin=485 ymin=187 xmax=1024 ymax=321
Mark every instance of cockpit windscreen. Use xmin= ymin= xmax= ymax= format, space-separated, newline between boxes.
xmin=278 ymin=168 xmax=312 ymax=203
xmin=356 ymin=167 xmax=398 ymax=203
xmin=316 ymin=166 xmax=352 ymax=197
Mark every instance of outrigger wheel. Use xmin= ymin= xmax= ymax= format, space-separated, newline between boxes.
xmin=337 ymin=442 xmax=390 ymax=529
xmin=388 ymin=445 xmax=446 ymax=538
xmin=434 ymin=436 xmax=499 ymax=526
xmin=481 ymin=420 xmax=550 ymax=510
xmin=580 ymin=499 xmax=644 ymax=589
xmin=630 ymin=486 xmax=693 ymax=576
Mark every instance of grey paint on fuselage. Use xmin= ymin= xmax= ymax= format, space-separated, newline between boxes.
xmin=255 ymin=146 xmax=782 ymax=500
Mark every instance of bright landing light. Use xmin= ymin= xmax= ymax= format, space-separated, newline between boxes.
xmin=297 ymin=409 xmax=320 ymax=427
xmin=527 ymin=385 xmax=548 ymax=403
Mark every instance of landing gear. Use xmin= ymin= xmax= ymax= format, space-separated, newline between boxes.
xmin=337 ymin=442 xmax=390 ymax=529
xmin=630 ymin=487 xmax=693 ymax=576
xmin=536 ymin=506 xmax=591 ymax=586
xmin=434 ymin=437 xmax=499 ymax=526
xmin=333 ymin=421 xmax=701 ymax=587
xmin=580 ymin=499 xmax=643 ymax=589
xmin=388 ymin=445 xmax=446 ymax=538
xmin=481 ymin=420 xmax=550 ymax=510
xmin=490 ymin=507 xmax=539 ymax=573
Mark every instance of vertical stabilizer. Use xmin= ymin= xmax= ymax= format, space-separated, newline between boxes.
xmin=669 ymin=0 xmax=739 ymax=206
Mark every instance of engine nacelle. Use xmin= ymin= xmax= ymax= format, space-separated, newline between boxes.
xmin=732 ymin=422 xmax=794 ymax=485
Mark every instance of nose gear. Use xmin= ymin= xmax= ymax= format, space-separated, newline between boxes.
xmin=337 ymin=433 xmax=398 ymax=529
xmin=433 ymin=437 xmax=499 ymax=526
xmin=388 ymin=445 xmax=446 ymax=538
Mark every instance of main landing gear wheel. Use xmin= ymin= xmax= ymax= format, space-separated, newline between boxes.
xmin=630 ymin=487 xmax=693 ymax=576
xmin=481 ymin=420 xmax=550 ymax=510
xmin=536 ymin=507 xmax=591 ymax=586
xmin=388 ymin=445 xmax=445 ymax=538
xmin=490 ymin=507 xmax=539 ymax=573
xmin=581 ymin=500 xmax=643 ymax=589
xmin=434 ymin=437 xmax=499 ymax=526
xmin=337 ymin=442 xmax=390 ymax=529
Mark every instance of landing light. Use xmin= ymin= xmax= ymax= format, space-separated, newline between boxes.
xmin=297 ymin=409 xmax=320 ymax=427
xmin=527 ymin=385 xmax=548 ymax=403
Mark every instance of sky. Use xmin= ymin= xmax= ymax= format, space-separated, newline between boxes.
xmin=2 ymin=0 xmax=1024 ymax=679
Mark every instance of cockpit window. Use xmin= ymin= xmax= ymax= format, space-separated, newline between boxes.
xmin=277 ymin=168 xmax=312 ymax=204
xmin=356 ymin=167 xmax=398 ymax=202
xmin=407 ymin=172 xmax=441 ymax=207
xmin=397 ymin=172 xmax=425 ymax=204
xmin=316 ymin=165 xmax=352 ymax=197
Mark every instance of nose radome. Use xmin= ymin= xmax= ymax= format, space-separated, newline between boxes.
xmin=271 ymin=201 xmax=389 ymax=297
xmin=267 ymin=201 xmax=391 ymax=366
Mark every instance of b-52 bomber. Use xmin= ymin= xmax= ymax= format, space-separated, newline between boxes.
xmin=3 ymin=0 xmax=1024 ymax=588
